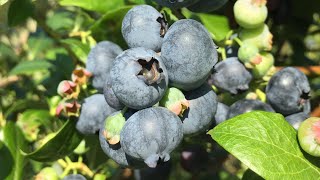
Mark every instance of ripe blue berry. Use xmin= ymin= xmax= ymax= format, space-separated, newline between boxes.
xmin=181 ymin=84 xmax=218 ymax=135
xmin=103 ymin=78 xmax=124 ymax=110
xmin=214 ymin=102 xmax=229 ymax=125
xmin=76 ymin=94 xmax=117 ymax=135
xmin=210 ymin=57 xmax=252 ymax=95
xmin=266 ymin=67 xmax=310 ymax=115
xmin=99 ymin=110 xmax=145 ymax=168
xmin=110 ymin=47 xmax=168 ymax=109
xmin=122 ymin=5 xmax=168 ymax=52
xmin=86 ymin=41 xmax=123 ymax=91
xmin=120 ymin=107 xmax=183 ymax=168
xmin=161 ymin=19 xmax=218 ymax=91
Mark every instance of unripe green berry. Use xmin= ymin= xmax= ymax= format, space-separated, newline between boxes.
xmin=159 ymin=87 xmax=189 ymax=116
xmin=239 ymin=24 xmax=273 ymax=51
xmin=102 ymin=111 xmax=126 ymax=145
xmin=234 ymin=0 xmax=268 ymax=29
xmin=252 ymin=52 xmax=274 ymax=79
xmin=238 ymin=42 xmax=260 ymax=63
xmin=35 ymin=167 xmax=59 ymax=180
xmin=298 ymin=117 xmax=320 ymax=157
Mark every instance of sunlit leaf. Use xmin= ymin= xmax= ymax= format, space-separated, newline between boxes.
xmin=58 ymin=0 xmax=125 ymax=14
xmin=21 ymin=119 xmax=83 ymax=162
xmin=9 ymin=60 xmax=52 ymax=75
xmin=60 ymin=39 xmax=90 ymax=64
xmin=197 ymin=13 xmax=230 ymax=42
xmin=209 ymin=111 xmax=320 ymax=179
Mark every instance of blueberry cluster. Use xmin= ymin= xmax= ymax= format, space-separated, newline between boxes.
xmin=70 ymin=3 xmax=313 ymax=169
xmin=77 ymin=4 xmax=220 ymax=168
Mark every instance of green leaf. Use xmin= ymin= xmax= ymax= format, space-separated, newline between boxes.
xmin=26 ymin=35 xmax=54 ymax=61
xmin=90 ymin=6 xmax=132 ymax=31
xmin=0 ymin=0 xmax=9 ymax=5
xmin=197 ymin=13 xmax=230 ymax=42
xmin=21 ymin=119 xmax=83 ymax=162
xmin=17 ymin=110 xmax=52 ymax=142
xmin=3 ymin=121 xmax=27 ymax=180
xmin=208 ymin=111 xmax=320 ymax=179
xmin=9 ymin=60 xmax=52 ymax=75
xmin=8 ymin=0 xmax=34 ymax=26
xmin=0 ymin=141 xmax=14 ymax=180
xmin=46 ymin=12 xmax=74 ymax=32
xmin=4 ymin=99 xmax=48 ymax=120
xmin=19 ymin=110 xmax=51 ymax=125
xmin=58 ymin=0 xmax=125 ymax=14
xmin=60 ymin=39 xmax=90 ymax=64
xmin=84 ymin=134 xmax=109 ymax=168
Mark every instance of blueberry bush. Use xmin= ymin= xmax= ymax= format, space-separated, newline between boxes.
xmin=1 ymin=0 xmax=320 ymax=179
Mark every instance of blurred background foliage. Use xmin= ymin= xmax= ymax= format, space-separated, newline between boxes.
xmin=0 ymin=0 xmax=319 ymax=179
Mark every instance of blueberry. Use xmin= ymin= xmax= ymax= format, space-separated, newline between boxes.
xmin=210 ymin=57 xmax=252 ymax=95
xmin=122 ymin=5 xmax=168 ymax=52
xmin=62 ymin=174 xmax=86 ymax=180
xmin=214 ymin=102 xmax=229 ymax=125
xmin=181 ymin=84 xmax=218 ymax=135
xmin=227 ymin=99 xmax=274 ymax=119
xmin=103 ymin=77 xmax=124 ymax=110
xmin=152 ymin=0 xmax=199 ymax=9
xmin=285 ymin=112 xmax=309 ymax=130
xmin=159 ymin=87 xmax=190 ymax=116
xmin=110 ymin=47 xmax=168 ymax=109
xmin=120 ymin=107 xmax=183 ymax=168
xmin=86 ymin=41 xmax=123 ymax=91
xmin=134 ymin=161 xmax=172 ymax=180
xmin=266 ymin=67 xmax=310 ymax=116
xmin=76 ymin=94 xmax=117 ymax=135
xmin=252 ymin=52 xmax=274 ymax=79
xmin=161 ymin=19 xmax=218 ymax=91
xmin=237 ymin=42 xmax=260 ymax=64
xmin=99 ymin=111 xmax=146 ymax=168
xmin=180 ymin=144 xmax=209 ymax=173
xmin=298 ymin=117 xmax=320 ymax=157
xmin=239 ymin=24 xmax=273 ymax=51
xmin=187 ymin=0 xmax=228 ymax=13
xmin=234 ymin=0 xmax=267 ymax=29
